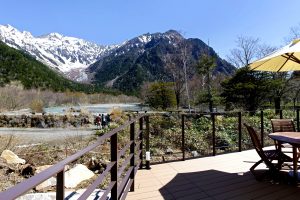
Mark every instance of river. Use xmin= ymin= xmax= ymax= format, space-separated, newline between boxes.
xmin=44 ymin=103 xmax=147 ymax=114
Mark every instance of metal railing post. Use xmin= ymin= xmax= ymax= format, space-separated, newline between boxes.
xmin=111 ymin=133 xmax=118 ymax=200
xmin=260 ymin=110 xmax=264 ymax=147
xmin=130 ymin=121 xmax=135 ymax=191
xmin=145 ymin=116 xmax=150 ymax=169
xmin=139 ymin=117 xmax=144 ymax=168
xmin=56 ymin=170 xmax=64 ymax=200
xmin=297 ymin=108 xmax=300 ymax=132
xmin=181 ymin=114 xmax=185 ymax=161
xmin=212 ymin=113 xmax=216 ymax=156
xmin=238 ymin=112 xmax=242 ymax=152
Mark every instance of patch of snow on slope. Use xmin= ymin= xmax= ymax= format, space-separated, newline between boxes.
xmin=0 ymin=24 xmax=117 ymax=81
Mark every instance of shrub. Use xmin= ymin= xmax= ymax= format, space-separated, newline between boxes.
xmin=109 ymin=107 xmax=123 ymax=121
xmin=146 ymin=82 xmax=176 ymax=110
xmin=30 ymin=99 xmax=44 ymax=113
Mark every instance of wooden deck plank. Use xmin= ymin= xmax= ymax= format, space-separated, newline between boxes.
xmin=127 ymin=147 xmax=300 ymax=200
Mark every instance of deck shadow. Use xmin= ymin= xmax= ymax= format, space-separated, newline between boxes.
xmin=158 ymin=169 xmax=300 ymax=200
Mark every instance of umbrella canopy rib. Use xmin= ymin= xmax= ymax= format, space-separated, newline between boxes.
xmin=289 ymin=54 xmax=300 ymax=64
xmin=277 ymin=53 xmax=293 ymax=72
xmin=249 ymin=39 xmax=300 ymax=72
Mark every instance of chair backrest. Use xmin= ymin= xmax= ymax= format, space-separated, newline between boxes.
xmin=271 ymin=119 xmax=295 ymax=132
xmin=244 ymin=123 xmax=263 ymax=154
xmin=244 ymin=123 xmax=274 ymax=168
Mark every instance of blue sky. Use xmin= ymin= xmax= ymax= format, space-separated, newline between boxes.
xmin=1 ymin=0 xmax=300 ymax=58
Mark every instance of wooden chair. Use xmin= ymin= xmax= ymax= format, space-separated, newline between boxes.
xmin=271 ymin=119 xmax=295 ymax=150
xmin=271 ymin=119 xmax=295 ymax=132
xmin=244 ymin=123 xmax=292 ymax=180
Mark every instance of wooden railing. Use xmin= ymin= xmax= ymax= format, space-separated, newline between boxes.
xmin=1 ymin=109 xmax=300 ymax=199
xmin=0 ymin=114 xmax=149 ymax=200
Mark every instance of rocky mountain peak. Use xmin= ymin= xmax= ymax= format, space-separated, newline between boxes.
xmin=0 ymin=25 xmax=117 ymax=81
xmin=87 ymin=30 xmax=236 ymax=94
xmin=164 ymin=30 xmax=183 ymax=39
xmin=44 ymin=32 xmax=64 ymax=40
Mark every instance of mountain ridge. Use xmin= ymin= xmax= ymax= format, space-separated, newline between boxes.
xmin=87 ymin=30 xmax=236 ymax=94
xmin=0 ymin=40 xmax=86 ymax=92
xmin=0 ymin=25 xmax=236 ymax=95
xmin=0 ymin=24 xmax=118 ymax=81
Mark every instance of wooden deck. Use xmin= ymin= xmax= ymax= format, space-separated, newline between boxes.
xmin=127 ymin=148 xmax=300 ymax=200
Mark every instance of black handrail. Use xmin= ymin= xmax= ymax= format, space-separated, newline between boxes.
xmin=178 ymin=108 xmax=300 ymax=161
xmin=2 ymin=108 xmax=300 ymax=198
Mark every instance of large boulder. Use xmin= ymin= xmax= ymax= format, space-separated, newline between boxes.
xmin=1 ymin=150 xmax=26 ymax=164
xmin=35 ymin=165 xmax=70 ymax=191
xmin=0 ymin=157 xmax=17 ymax=172
xmin=35 ymin=177 xmax=56 ymax=191
xmin=35 ymin=165 xmax=53 ymax=174
xmin=35 ymin=165 xmax=56 ymax=191
xmin=65 ymin=164 xmax=95 ymax=188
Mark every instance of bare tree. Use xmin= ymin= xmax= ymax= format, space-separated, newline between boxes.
xmin=285 ymin=23 xmax=300 ymax=43
xmin=226 ymin=36 xmax=292 ymax=112
xmin=163 ymin=53 xmax=185 ymax=109
xmin=256 ymin=43 xmax=277 ymax=59
xmin=285 ymin=24 xmax=300 ymax=108
xmin=256 ymin=44 xmax=291 ymax=113
xmin=289 ymin=72 xmax=300 ymax=108
xmin=196 ymin=52 xmax=217 ymax=112
xmin=181 ymin=41 xmax=191 ymax=113
xmin=227 ymin=36 xmax=260 ymax=68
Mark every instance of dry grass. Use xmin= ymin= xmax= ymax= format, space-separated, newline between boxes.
xmin=0 ymin=133 xmax=112 ymax=192
xmin=0 ymin=83 xmax=141 ymax=112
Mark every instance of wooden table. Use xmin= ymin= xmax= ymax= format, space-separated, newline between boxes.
xmin=269 ymin=132 xmax=300 ymax=182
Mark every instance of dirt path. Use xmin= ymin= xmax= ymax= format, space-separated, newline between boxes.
xmin=0 ymin=127 xmax=96 ymax=144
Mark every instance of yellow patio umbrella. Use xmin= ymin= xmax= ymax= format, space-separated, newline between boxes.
xmin=249 ymin=39 xmax=300 ymax=72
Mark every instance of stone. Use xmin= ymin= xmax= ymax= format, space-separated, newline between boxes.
xmin=35 ymin=165 xmax=70 ymax=191
xmin=35 ymin=165 xmax=57 ymax=191
xmin=35 ymin=177 xmax=57 ymax=191
xmin=1 ymin=150 xmax=26 ymax=164
xmin=19 ymin=164 xmax=35 ymax=177
xmin=37 ymin=120 xmax=46 ymax=128
xmin=85 ymin=157 xmax=106 ymax=173
xmin=16 ymin=189 xmax=110 ymax=200
xmin=191 ymin=151 xmax=199 ymax=157
xmin=165 ymin=147 xmax=173 ymax=155
xmin=16 ymin=193 xmax=56 ymax=200
xmin=86 ymin=157 xmax=100 ymax=171
xmin=35 ymin=165 xmax=53 ymax=174
xmin=0 ymin=157 xmax=17 ymax=172
xmin=64 ymin=164 xmax=95 ymax=188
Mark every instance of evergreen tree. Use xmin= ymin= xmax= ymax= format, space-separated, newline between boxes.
xmin=146 ymin=82 xmax=176 ymax=110
xmin=221 ymin=67 xmax=271 ymax=113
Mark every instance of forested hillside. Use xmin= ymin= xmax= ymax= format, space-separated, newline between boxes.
xmin=0 ymin=41 xmax=116 ymax=94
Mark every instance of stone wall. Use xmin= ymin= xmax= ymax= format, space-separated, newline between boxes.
xmin=0 ymin=114 xmax=93 ymax=128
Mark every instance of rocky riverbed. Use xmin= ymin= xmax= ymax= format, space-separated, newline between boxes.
xmin=0 ymin=113 xmax=93 ymax=128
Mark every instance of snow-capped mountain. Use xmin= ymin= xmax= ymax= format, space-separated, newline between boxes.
xmin=87 ymin=30 xmax=236 ymax=94
xmin=0 ymin=24 xmax=117 ymax=81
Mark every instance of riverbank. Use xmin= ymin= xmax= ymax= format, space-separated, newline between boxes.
xmin=0 ymin=127 xmax=96 ymax=144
